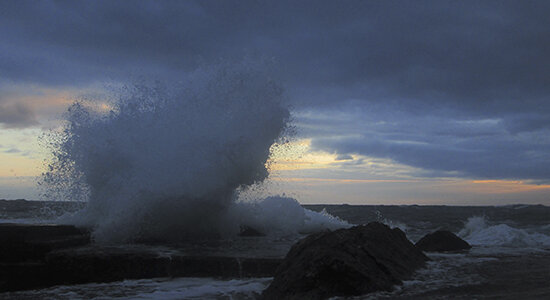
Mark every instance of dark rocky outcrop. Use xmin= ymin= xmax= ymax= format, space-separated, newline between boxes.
xmin=1 ymin=247 xmax=281 ymax=292
xmin=262 ymin=222 xmax=428 ymax=300
xmin=0 ymin=223 xmax=91 ymax=292
xmin=0 ymin=223 xmax=283 ymax=292
xmin=0 ymin=223 xmax=91 ymax=263
xmin=415 ymin=230 xmax=471 ymax=252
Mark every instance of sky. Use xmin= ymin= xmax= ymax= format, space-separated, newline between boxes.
xmin=1 ymin=0 xmax=550 ymax=205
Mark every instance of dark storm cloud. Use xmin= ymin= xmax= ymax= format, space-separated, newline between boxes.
xmin=304 ymin=107 xmax=550 ymax=181
xmin=1 ymin=0 xmax=550 ymax=180
xmin=2 ymin=0 xmax=549 ymax=101
xmin=315 ymin=134 xmax=550 ymax=180
xmin=0 ymin=1 xmax=210 ymax=85
xmin=0 ymin=102 xmax=39 ymax=128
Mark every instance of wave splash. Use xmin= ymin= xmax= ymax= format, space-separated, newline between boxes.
xmin=40 ymin=61 xmax=346 ymax=243
xmin=459 ymin=216 xmax=550 ymax=248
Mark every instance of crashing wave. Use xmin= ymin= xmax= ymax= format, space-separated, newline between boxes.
xmin=41 ymin=60 xmax=348 ymax=243
xmin=459 ymin=216 xmax=550 ymax=248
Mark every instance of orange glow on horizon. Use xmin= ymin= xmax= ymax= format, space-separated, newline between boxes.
xmin=470 ymin=179 xmax=550 ymax=194
xmin=268 ymin=139 xmax=337 ymax=171
xmin=270 ymin=177 xmax=420 ymax=184
xmin=0 ymin=152 xmax=42 ymax=177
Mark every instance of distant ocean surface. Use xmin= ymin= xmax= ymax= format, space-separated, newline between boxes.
xmin=1 ymin=200 xmax=549 ymax=299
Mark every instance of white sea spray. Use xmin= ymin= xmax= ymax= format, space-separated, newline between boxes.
xmin=40 ymin=60 xmax=347 ymax=243
xmin=459 ymin=216 xmax=550 ymax=247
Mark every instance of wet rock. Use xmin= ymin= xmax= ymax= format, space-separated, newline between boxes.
xmin=45 ymin=247 xmax=281 ymax=283
xmin=262 ymin=222 xmax=428 ymax=300
xmin=0 ymin=223 xmax=90 ymax=263
xmin=0 ymin=224 xmax=284 ymax=292
xmin=1 ymin=245 xmax=282 ymax=292
xmin=0 ymin=223 xmax=91 ymax=291
xmin=415 ymin=230 xmax=471 ymax=252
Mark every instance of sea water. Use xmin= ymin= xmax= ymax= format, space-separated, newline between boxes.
xmin=2 ymin=202 xmax=549 ymax=299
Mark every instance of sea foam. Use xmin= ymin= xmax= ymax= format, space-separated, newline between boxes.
xmin=459 ymin=216 xmax=550 ymax=248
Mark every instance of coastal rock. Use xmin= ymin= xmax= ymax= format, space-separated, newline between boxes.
xmin=1 ymin=246 xmax=282 ymax=292
xmin=262 ymin=222 xmax=428 ymax=300
xmin=0 ymin=223 xmax=90 ymax=263
xmin=0 ymin=224 xmax=284 ymax=292
xmin=415 ymin=230 xmax=471 ymax=252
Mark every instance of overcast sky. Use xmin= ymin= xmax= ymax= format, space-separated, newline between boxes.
xmin=1 ymin=0 xmax=550 ymax=204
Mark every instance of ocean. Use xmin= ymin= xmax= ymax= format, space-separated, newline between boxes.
xmin=1 ymin=200 xmax=549 ymax=299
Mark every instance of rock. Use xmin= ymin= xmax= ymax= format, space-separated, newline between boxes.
xmin=262 ymin=222 xmax=428 ymax=300
xmin=0 ymin=223 xmax=91 ymax=291
xmin=1 ymin=245 xmax=282 ymax=292
xmin=415 ymin=230 xmax=471 ymax=252
xmin=45 ymin=247 xmax=281 ymax=283
xmin=0 ymin=224 xmax=286 ymax=292
xmin=0 ymin=223 xmax=91 ymax=263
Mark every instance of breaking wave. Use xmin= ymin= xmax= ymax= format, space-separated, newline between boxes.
xmin=458 ymin=216 xmax=550 ymax=248
xmin=230 ymin=196 xmax=349 ymax=236
xmin=41 ymin=60 xmax=347 ymax=243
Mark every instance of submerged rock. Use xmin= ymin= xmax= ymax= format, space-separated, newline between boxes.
xmin=262 ymin=222 xmax=428 ymax=300
xmin=415 ymin=230 xmax=471 ymax=252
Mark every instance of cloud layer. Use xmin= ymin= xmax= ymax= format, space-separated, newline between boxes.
xmin=301 ymin=107 xmax=550 ymax=181
xmin=1 ymin=0 xmax=550 ymax=181
xmin=0 ymin=102 xmax=39 ymax=128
